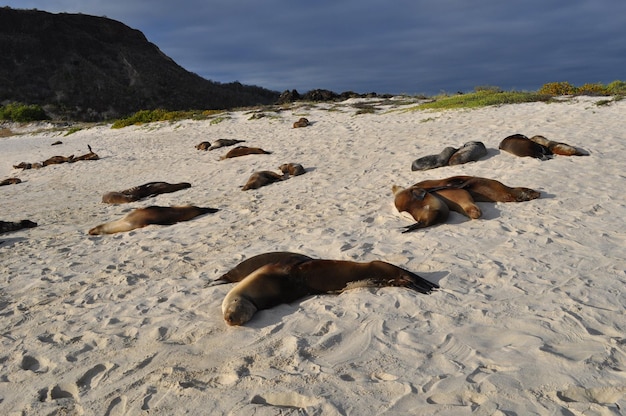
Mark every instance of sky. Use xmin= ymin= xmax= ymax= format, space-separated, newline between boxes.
xmin=4 ymin=1 xmax=626 ymax=95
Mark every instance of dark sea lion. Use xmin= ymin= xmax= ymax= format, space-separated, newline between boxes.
xmin=241 ymin=171 xmax=285 ymax=191
xmin=216 ymin=251 xmax=314 ymax=284
xmin=51 ymin=140 xmax=62 ymax=146
xmin=392 ymin=185 xmax=450 ymax=231
xmin=411 ymin=146 xmax=457 ymax=171
xmin=279 ymin=163 xmax=306 ymax=176
xmin=528 ymin=135 xmax=588 ymax=156
xmin=499 ymin=134 xmax=552 ymax=160
xmin=293 ymin=118 xmax=310 ymax=128
xmin=88 ymin=205 xmax=218 ymax=235
xmin=0 ymin=177 xmax=22 ymax=186
xmin=208 ymin=139 xmax=245 ymax=150
xmin=102 ymin=181 xmax=192 ymax=204
xmin=222 ymin=258 xmax=439 ymax=326
xmin=448 ymin=141 xmax=488 ymax=165
xmin=0 ymin=220 xmax=37 ymax=234
xmin=220 ymin=146 xmax=272 ymax=160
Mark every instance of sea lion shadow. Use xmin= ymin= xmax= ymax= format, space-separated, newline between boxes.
xmin=0 ymin=237 xmax=28 ymax=247
xmin=481 ymin=147 xmax=501 ymax=161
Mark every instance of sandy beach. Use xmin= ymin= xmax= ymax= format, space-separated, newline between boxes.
xmin=1 ymin=96 xmax=625 ymax=415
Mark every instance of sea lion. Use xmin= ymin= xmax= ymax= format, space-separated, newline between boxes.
xmin=392 ymin=185 xmax=450 ymax=231
xmin=216 ymin=251 xmax=314 ymax=283
xmin=195 ymin=141 xmax=211 ymax=150
xmin=279 ymin=163 xmax=306 ymax=176
xmin=0 ymin=220 xmax=37 ymax=234
xmin=42 ymin=155 xmax=74 ymax=166
xmin=88 ymin=205 xmax=218 ymax=235
xmin=448 ymin=141 xmax=488 ymax=165
xmin=528 ymin=135 xmax=588 ymax=156
xmin=393 ymin=176 xmax=540 ymax=232
xmin=51 ymin=140 xmax=62 ymax=146
xmin=12 ymin=162 xmax=42 ymax=170
xmin=293 ymin=118 xmax=310 ymax=128
xmin=414 ymin=175 xmax=541 ymax=203
xmin=499 ymin=134 xmax=552 ymax=160
xmin=71 ymin=145 xmax=99 ymax=161
xmin=221 ymin=258 xmax=439 ymax=326
xmin=241 ymin=171 xmax=285 ymax=191
xmin=220 ymin=146 xmax=272 ymax=160
xmin=0 ymin=178 xmax=21 ymax=186
xmin=102 ymin=181 xmax=192 ymax=203
xmin=411 ymin=146 xmax=457 ymax=171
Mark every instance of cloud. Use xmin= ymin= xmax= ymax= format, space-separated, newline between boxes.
xmin=5 ymin=0 xmax=626 ymax=94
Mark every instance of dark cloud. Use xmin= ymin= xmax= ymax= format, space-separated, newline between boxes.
xmin=6 ymin=0 xmax=626 ymax=94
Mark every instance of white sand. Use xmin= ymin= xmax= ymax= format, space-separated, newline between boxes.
xmin=1 ymin=97 xmax=625 ymax=415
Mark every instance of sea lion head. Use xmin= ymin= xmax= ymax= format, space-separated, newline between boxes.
xmin=222 ymin=294 xmax=258 ymax=326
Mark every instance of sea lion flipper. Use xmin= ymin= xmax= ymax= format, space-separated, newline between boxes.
xmin=400 ymin=222 xmax=426 ymax=233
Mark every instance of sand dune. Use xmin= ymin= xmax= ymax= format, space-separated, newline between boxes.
xmin=1 ymin=96 xmax=625 ymax=414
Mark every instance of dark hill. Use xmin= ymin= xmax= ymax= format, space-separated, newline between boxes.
xmin=0 ymin=7 xmax=280 ymax=121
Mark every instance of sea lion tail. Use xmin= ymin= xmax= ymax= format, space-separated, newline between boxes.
xmin=400 ymin=222 xmax=426 ymax=233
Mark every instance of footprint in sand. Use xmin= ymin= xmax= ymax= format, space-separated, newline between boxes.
xmin=251 ymin=392 xmax=320 ymax=409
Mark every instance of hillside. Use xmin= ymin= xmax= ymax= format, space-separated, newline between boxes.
xmin=0 ymin=7 xmax=280 ymax=121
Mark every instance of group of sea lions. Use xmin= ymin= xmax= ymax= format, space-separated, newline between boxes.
xmin=242 ymin=163 xmax=307 ymax=190
xmin=411 ymin=134 xmax=587 ymax=170
xmin=12 ymin=145 xmax=99 ymax=170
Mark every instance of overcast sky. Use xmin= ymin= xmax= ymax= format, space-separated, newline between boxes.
xmin=5 ymin=1 xmax=626 ymax=95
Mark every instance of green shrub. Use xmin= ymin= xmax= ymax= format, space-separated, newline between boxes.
xmin=607 ymin=80 xmax=626 ymax=95
xmin=111 ymin=108 xmax=225 ymax=128
xmin=0 ymin=103 xmax=49 ymax=122
xmin=538 ymin=82 xmax=578 ymax=95
xmin=413 ymin=90 xmax=552 ymax=111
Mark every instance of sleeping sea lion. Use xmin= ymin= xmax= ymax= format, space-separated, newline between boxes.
xmin=42 ymin=155 xmax=74 ymax=166
xmin=414 ymin=175 xmax=540 ymax=203
xmin=0 ymin=220 xmax=37 ymax=234
xmin=448 ymin=141 xmax=488 ymax=165
xmin=498 ymin=134 xmax=552 ymax=160
xmin=279 ymin=163 xmax=306 ymax=176
xmin=88 ymin=205 xmax=218 ymax=235
xmin=411 ymin=146 xmax=457 ymax=171
xmin=216 ymin=251 xmax=314 ymax=284
xmin=241 ymin=171 xmax=285 ymax=190
xmin=528 ymin=135 xmax=588 ymax=156
xmin=392 ymin=185 xmax=450 ymax=231
xmin=209 ymin=139 xmax=246 ymax=150
xmin=220 ymin=146 xmax=272 ymax=160
xmin=102 ymin=181 xmax=192 ymax=203
xmin=222 ymin=258 xmax=439 ymax=326
xmin=0 ymin=178 xmax=21 ymax=186
xmin=293 ymin=118 xmax=310 ymax=128
xmin=72 ymin=145 xmax=99 ymax=161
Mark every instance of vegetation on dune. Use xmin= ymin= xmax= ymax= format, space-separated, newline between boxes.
xmin=412 ymin=80 xmax=625 ymax=111
xmin=0 ymin=102 xmax=49 ymax=122
xmin=110 ymin=109 xmax=225 ymax=129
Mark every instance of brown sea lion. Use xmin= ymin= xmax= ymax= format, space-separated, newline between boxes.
xmin=392 ymin=185 xmax=450 ymax=231
xmin=220 ymin=146 xmax=272 ymax=160
xmin=0 ymin=177 xmax=22 ymax=186
xmin=0 ymin=220 xmax=37 ymax=234
xmin=222 ymin=258 xmax=439 ymax=326
xmin=528 ymin=135 xmax=588 ymax=156
xmin=448 ymin=141 xmax=488 ymax=165
xmin=499 ymin=134 xmax=552 ymax=160
xmin=13 ymin=162 xmax=42 ymax=170
xmin=88 ymin=205 xmax=218 ymax=235
xmin=209 ymin=139 xmax=246 ymax=150
xmin=279 ymin=163 xmax=306 ymax=176
xmin=216 ymin=251 xmax=314 ymax=284
xmin=195 ymin=141 xmax=211 ymax=150
xmin=102 ymin=181 xmax=192 ymax=203
xmin=414 ymin=176 xmax=540 ymax=203
xmin=51 ymin=140 xmax=63 ymax=146
xmin=71 ymin=145 xmax=99 ymax=161
xmin=42 ymin=155 xmax=74 ymax=166
xmin=241 ymin=171 xmax=285 ymax=191
xmin=293 ymin=117 xmax=310 ymax=128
